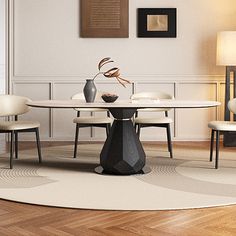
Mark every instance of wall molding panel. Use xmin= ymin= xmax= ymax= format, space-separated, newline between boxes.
xmin=11 ymin=78 xmax=224 ymax=141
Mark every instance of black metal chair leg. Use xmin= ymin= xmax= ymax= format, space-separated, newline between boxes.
xmin=209 ymin=129 xmax=214 ymax=162
xmin=73 ymin=124 xmax=79 ymax=158
xmin=106 ymin=124 xmax=110 ymax=137
xmin=137 ymin=124 xmax=141 ymax=138
xmin=10 ymin=131 xmax=14 ymax=169
xmin=215 ymin=131 xmax=220 ymax=169
xmin=15 ymin=131 xmax=18 ymax=159
xmin=166 ymin=124 xmax=173 ymax=158
xmin=35 ymin=128 xmax=42 ymax=163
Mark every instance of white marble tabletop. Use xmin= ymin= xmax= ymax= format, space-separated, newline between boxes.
xmin=27 ymin=99 xmax=221 ymax=109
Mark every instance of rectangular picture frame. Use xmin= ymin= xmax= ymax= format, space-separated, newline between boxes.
xmin=80 ymin=0 xmax=129 ymax=38
xmin=138 ymin=8 xmax=177 ymax=38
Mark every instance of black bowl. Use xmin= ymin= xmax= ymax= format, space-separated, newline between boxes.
xmin=101 ymin=94 xmax=118 ymax=103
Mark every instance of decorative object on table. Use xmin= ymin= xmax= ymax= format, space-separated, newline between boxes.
xmin=80 ymin=0 xmax=129 ymax=38
xmin=216 ymin=31 xmax=236 ymax=146
xmin=83 ymin=57 xmax=130 ymax=103
xmin=138 ymin=8 xmax=177 ymax=38
xmin=101 ymin=93 xmax=119 ymax=103
xmin=83 ymin=79 xmax=97 ymax=103
xmin=93 ymin=57 xmax=131 ymax=87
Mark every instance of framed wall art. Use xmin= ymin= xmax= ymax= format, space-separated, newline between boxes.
xmin=138 ymin=8 xmax=177 ymax=38
xmin=80 ymin=0 xmax=129 ymax=38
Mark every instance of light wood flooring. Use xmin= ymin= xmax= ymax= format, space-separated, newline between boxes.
xmin=0 ymin=141 xmax=236 ymax=236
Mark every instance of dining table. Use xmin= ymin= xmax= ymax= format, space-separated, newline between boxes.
xmin=27 ymin=99 xmax=221 ymax=175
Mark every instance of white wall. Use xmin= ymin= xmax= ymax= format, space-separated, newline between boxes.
xmin=0 ymin=0 xmax=5 ymax=94
xmin=9 ymin=0 xmax=236 ymax=141
xmin=11 ymin=0 xmax=236 ymax=77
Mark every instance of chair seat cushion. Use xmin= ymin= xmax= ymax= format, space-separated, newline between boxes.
xmin=74 ymin=108 xmax=108 ymax=112
xmin=0 ymin=120 xmax=40 ymax=131
xmin=134 ymin=117 xmax=173 ymax=124
xmin=208 ymin=121 xmax=236 ymax=131
xmin=73 ymin=117 xmax=112 ymax=124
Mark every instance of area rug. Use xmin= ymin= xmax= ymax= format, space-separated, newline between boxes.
xmin=0 ymin=143 xmax=236 ymax=210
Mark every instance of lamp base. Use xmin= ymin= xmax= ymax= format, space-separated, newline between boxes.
xmin=223 ymin=132 xmax=236 ymax=147
xmin=223 ymin=66 xmax=236 ymax=147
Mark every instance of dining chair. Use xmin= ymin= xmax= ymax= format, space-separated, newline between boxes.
xmin=71 ymin=92 xmax=113 ymax=158
xmin=208 ymin=98 xmax=236 ymax=169
xmin=131 ymin=92 xmax=174 ymax=158
xmin=0 ymin=95 xmax=42 ymax=169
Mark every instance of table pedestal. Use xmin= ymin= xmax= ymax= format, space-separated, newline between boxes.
xmin=95 ymin=108 xmax=151 ymax=175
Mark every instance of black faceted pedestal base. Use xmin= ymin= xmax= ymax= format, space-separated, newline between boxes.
xmin=96 ymin=108 xmax=151 ymax=175
xmin=95 ymin=165 xmax=152 ymax=175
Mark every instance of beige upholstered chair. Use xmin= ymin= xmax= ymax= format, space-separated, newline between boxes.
xmin=71 ymin=92 xmax=113 ymax=158
xmin=208 ymin=98 xmax=236 ymax=169
xmin=0 ymin=95 xmax=42 ymax=169
xmin=131 ymin=92 xmax=174 ymax=158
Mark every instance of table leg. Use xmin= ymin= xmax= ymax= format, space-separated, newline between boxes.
xmin=95 ymin=108 xmax=151 ymax=175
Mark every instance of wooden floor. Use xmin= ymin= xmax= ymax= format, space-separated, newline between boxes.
xmin=0 ymin=141 xmax=236 ymax=236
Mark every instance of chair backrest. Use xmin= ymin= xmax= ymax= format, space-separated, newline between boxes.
xmin=228 ymin=98 xmax=236 ymax=114
xmin=131 ymin=91 xmax=173 ymax=100
xmin=71 ymin=92 xmax=103 ymax=101
xmin=131 ymin=92 xmax=174 ymax=112
xmin=71 ymin=92 xmax=107 ymax=112
xmin=0 ymin=95 xmax=31 ymax=117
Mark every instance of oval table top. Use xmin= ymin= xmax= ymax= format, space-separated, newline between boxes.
xmin=27 ymin=99 xmax=221 ymax=109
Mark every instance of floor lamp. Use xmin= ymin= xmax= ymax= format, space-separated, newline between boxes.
xmin=217 ymin=31 xmax=236 ymax=146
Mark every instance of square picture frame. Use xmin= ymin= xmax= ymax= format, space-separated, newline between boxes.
xmin=138 ymin=8 xmax=177 ymax=38
xmin=80 ymin=0 xmax=129 ymax=38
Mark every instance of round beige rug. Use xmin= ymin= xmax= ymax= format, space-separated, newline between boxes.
xmin=0 ymin=144 xmax=236 ymax=210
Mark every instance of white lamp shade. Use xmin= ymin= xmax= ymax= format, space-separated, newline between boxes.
xmin=217 ymin=31 xmax=236 ymax=66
